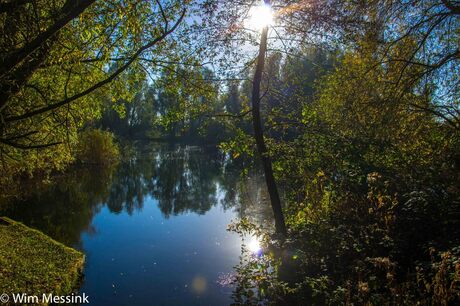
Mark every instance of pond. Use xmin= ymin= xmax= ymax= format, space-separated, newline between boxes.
xmin=0 ymin=143 xmax=273 ymax=305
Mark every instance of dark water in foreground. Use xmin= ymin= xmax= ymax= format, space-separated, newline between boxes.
xmin=0 ymin=144 xmax=272 ymax=305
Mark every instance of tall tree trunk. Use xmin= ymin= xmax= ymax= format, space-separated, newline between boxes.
xmin=251 ymin=5 xmax=287 ymax=236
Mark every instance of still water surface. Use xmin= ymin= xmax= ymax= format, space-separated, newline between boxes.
xmin=0 ymin=144 xmax=272 ymax=305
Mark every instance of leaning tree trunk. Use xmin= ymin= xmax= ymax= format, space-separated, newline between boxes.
xmin=251 ymin=6 xmax=287 ymax=236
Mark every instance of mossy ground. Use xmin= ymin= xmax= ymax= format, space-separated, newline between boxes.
xmin=0 ymin=217 xmax=84 ymax=300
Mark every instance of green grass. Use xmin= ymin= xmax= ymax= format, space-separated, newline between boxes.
xmin=0 ymin=217 xmax=85 ymax=299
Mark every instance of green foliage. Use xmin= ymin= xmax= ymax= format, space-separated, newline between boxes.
xmin=0 ymin=0 xmax=187 ymax=183
xmin=76 ymin=129 xmax=119 ymax=165
xmin=99 ymin=78 xmax=156 ymax=138
xmin=152 ymin=66 xmax=221 ymax=139
xmin=222 ymin=26 xmax=460 ymax=306
xmin=98 ymin=64 xmax=225 ymax=142
xmin=0 ymin=143 xmax=75 ymax=189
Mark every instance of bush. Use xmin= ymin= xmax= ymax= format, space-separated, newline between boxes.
xmin=76 ymin=129 xmax=119 ymax=165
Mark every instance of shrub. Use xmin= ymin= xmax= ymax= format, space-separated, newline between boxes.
xmin=76 ymin=129 xmax=119 ymax=165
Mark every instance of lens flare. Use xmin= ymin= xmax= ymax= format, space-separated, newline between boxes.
xmin=191 ymin=275 xmax=207 ymax=294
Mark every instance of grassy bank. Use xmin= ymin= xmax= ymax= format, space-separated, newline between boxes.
xmin=0 ymin=217 xmax=84 ymax=301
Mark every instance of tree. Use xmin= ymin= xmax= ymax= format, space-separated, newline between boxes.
xmin=250 ymin=0 xmax=287 ymax=235
xmin=152 ymin=65 xmax=220 ymax=140
xmin=224 ymin=80 xmax=242 ymax=114
xmin=279 ymin=0 xmax=460 ymax=130
xmin=0 ymin=0 xmax=187 ymax=182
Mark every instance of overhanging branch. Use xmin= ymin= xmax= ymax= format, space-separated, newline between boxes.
xmin=5 ymin=9 xmax=186 ymax=123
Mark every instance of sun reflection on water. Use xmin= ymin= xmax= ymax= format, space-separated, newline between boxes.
xmin=247 ymin=236 xmax=262 ymax=255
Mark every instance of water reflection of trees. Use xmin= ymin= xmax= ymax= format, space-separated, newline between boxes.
xmin=105 ymin=144 xmax=242 ymax=217
xmin=0 ymin=165 xmax=116 ymax=247
xmin=0 ymin=143 xmax=256 ymax=246
xmin=154 ymin=147 xmax=221 ymax=217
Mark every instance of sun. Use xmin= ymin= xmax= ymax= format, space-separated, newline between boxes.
xmin=246 ymin=3 xmax=274 ymax=30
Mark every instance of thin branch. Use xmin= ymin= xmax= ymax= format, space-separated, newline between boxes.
xmin=155 ymin=0 xmax=169 ymax=32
